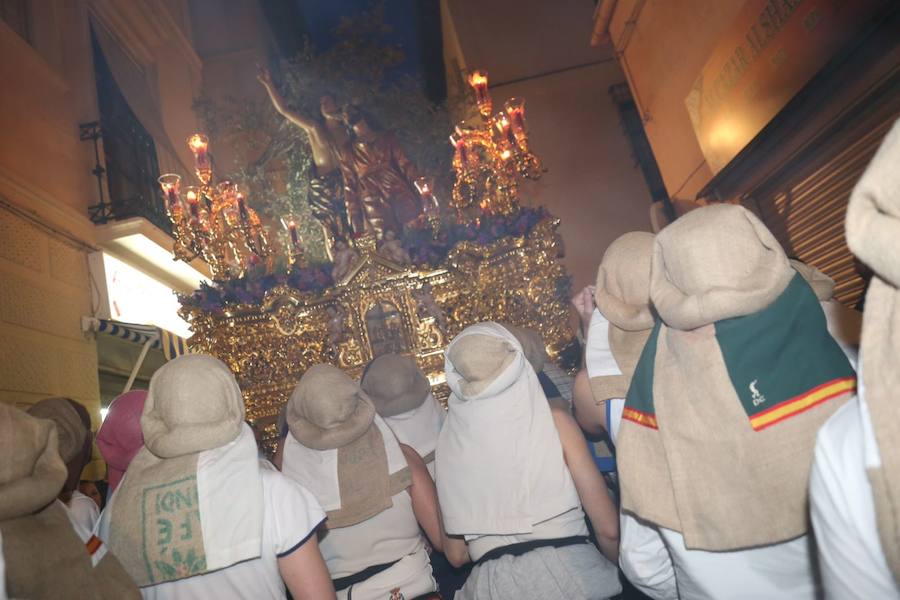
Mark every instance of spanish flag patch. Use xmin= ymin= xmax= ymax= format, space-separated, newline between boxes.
xmin=749 ymin=376 xmax=856 ymax=431
xmin=622 ymin=407 xmax=658 ymax=430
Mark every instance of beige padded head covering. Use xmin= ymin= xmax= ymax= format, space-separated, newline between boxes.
xmin=501 ymin=323 xmax=548 ymax=373
xmin=361 ymin=354 xmax=432 ymax=417
xmin=845 ymin=118 xmax=900 ymax=579
xmin=651 ymin=204 xmax=794 ymax=330
xmin=589 ymin=231 xmax=656 ymax=404
xmin=141 ymin=354 xmax=245 ymax=458
xmin=595 ymin=231 xmax=656 ymax=331
xmin=288 ymin=364 xmax=376 ymax=451
xmin=26 ymin=397 xmax=89 ymax=464
xmin=0 ymin=404 xmax=67 ymax=521
xmin=446 ymin=332 xmax=517 ymax=397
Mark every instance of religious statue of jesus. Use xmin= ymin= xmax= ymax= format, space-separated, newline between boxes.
xmin=259 ymin=69 xmax=425 ymax=240
xmin=258 ymin=68 xmax=351 ymax=241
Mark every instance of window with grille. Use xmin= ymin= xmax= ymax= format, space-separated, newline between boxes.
xmin=90 ymin=27 xmax=168 ymax=232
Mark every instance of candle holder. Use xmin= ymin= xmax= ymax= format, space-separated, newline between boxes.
xmin=448 ymin=71 xmax=544 ymax=221
xmin=160 ymin=134 xmax=274 ymax=281
xmin=158 ymin=174 xmax=182 ymax=218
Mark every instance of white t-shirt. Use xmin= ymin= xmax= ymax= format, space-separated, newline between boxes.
xmin=66 ymin=490 xmax=100 ymax=534
xmin=810 ymin=396 xmax=900 ymax=598
xmin=100 ymin=461 xmax=324 ymax=600
xmin=620 ymin=513 xmax=819 ymax=600
xmin=319 ymin=490 xmax=436 ymax=600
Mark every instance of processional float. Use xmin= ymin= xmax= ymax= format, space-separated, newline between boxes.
xmin=159 ymin=70 xmax=575 ymax=450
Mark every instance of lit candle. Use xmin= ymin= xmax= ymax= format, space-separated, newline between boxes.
xmin=468 ymin=70 xmax=491 ymax=115
xmin=505 ymin=98 xmax=526 ymax=132
xmin=450 ymin=134 xmax=469 ymax=166
xmin=288 ymin=220 xmax=299 ymax=247
xmin=188 ymin=134 xmax=209 ymax=164
xmin=415 ymin=176 xmax=438 ymax=214
xmin=185 ymin=187 xmax=200 ymax=220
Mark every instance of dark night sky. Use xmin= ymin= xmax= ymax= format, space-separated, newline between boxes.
xmin=298 ymin=0 xmax=423 ymax=78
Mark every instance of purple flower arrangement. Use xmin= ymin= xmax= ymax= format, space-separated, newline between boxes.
xmin=181 ymin=266 xmax=333 ymax=313
xmin=181 ymin=206 xmax=549 ymax=313
xmin=402 ymin=206 xmax=548 ymax=268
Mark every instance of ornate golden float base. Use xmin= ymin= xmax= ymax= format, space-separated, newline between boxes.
xmin=182 ymin=217 xmax=575 ymax=448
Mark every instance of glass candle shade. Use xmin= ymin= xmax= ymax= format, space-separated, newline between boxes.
xmin=414 ymin=176 xmax=439 ymax=214
xmin=468 ymin=70 xmax=492 ymax=117
xmin=158 ymin=174 xmax=182 ymax=214
xmin=187 ymin=134 xmax=211 ymax=183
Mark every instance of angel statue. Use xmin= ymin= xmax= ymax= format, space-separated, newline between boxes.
xmin=325 ymin=305 xmax=347 ymax=348
xmin=258 ymin=68 xmax=351 ymax=242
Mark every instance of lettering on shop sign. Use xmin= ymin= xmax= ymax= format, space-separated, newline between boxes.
xmin=685 ymin=0 xmax=883 ymax=175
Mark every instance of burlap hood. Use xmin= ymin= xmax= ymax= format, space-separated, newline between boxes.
xmin=651 ymin=204 xmax=794 ymax=330
xmin=288 ymin=364 xmax=376 ymax=451
xmin=26 ymin=397 xmax=89 ymax=464
xmin=595 ymin=231 xmax=656 ymax=331
xmin=361 ymin=354 xmax=432 ymax=417
xmin=142 ymin=354 xmax=245 ymax=458
xmin=589 ymin=231 xmax=656 ymax=404
xmin=845 ymin=117 xmax=900 ymax=579
xmin=501 ymin=323 xmax=548 ymax=372
xmin=0 ymin=403 xmax=67 ymax=521
xmin=96 ymin=390 xmax=147 ymax=492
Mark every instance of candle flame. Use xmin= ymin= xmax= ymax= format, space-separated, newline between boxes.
xmin=468 ymin=71 xmax=488 ymax=88
xmin=186 ymin=190 xmax=198 ymax=202
xmin=188 ymin=134 xmax=208 ymax=153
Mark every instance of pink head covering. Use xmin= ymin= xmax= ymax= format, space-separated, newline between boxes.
xmin=96 ymin=390 xmax=147 ymax=492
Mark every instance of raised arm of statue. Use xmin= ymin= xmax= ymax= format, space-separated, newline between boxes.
xmin=258 ymin=68 xmax=318 ymax=132
xmin=258 ymin=68 xmax=340 ymax=175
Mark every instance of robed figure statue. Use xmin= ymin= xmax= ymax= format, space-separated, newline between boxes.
xmin=260 ymin=69 xmax=425 ymax=241
xmin=339 ymin=106 xmax=424 ymax=237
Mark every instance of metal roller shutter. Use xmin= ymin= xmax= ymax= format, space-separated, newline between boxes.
xmin=749 ymin=116 xmax=897 ymax=309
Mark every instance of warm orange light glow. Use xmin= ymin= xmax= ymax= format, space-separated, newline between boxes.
xmin=186 ymin=190 xmax=198 ymax=203
xmin=500 ymin=149 xmax=512 ymax=160
xmin=494 ymin=114 xmax=510 ymax=133
xmin=188 ymin=134 xmax=209 ymax=154
xmin=468 ymin=70 xmax=488 ymax=88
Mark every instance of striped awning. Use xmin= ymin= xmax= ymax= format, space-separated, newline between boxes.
xmin=86 ymin=318 xmax=192 ymax=360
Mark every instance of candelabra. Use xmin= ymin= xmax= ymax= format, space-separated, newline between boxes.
xmin=450 ymin=70 xmax=543 ymax=219
xmin=158 ymin=134 xmax=278 ymax=281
